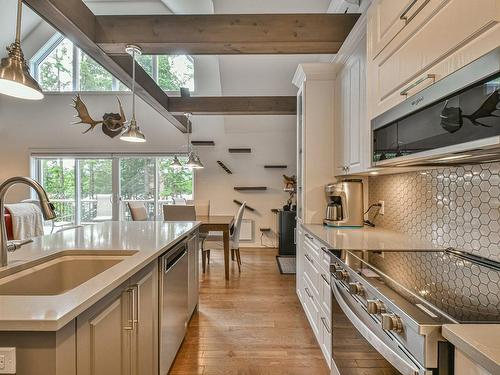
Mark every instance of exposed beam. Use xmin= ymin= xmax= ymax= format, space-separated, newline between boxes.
xmin=169 ymin=96 xmax=296 ymax=115
xmin=23 ymin=0 xmax=187 ymax=133
xmin=94 ymin=14 xmax=360 ymax=55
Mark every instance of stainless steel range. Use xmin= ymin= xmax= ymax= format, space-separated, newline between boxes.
xmin=329 ymin=248 xmax=500 ymax=375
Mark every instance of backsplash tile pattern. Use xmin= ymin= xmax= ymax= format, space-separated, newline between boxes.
xmin=368 ymin=163 xmax=500 ymax=262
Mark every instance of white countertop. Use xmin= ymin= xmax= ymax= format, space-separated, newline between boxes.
xmin=0 ymin=221 xmax=199 ymax=331
xmin=443 ymin=324 xmax=500 ymax=374
xmin=302 ymin=224 xmax=439 ymax=251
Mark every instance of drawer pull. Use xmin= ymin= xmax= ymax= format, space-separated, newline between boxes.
xmin=304 ymin=233 xmax=314 ymax=241
xmin=304 ymin=253 xmax=314 ymax=264
xmin=400 ymin=74 xmax=435 ymax=96
xmin=400 ymin=0 xmax=429 ymax=24
xmin=321 ymin=317 xmax=331 ymax=334
xmin=304 ymin=287 xmax=313 ymax=299
xmin=320 ymin=246 xmax=330 ymax=254
xmin=321 ymin=273 xmax=330 ymax=286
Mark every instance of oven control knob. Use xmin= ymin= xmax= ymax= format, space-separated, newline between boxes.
xmin=348 ymin=282 xmax=364 ymax=295
xmin=367 ymin=299 xmax=386 ymax=315
xmin=335 ymin=269 xmax=349 ymax=281
xmin=381 ymin=313 xmax=404 ymax=333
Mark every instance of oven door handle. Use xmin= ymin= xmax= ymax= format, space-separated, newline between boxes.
xmin=331 ymin=281 xmax=430 ymax=375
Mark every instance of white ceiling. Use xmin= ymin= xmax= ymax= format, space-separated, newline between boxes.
xmin=0 ymin=0 xmax=349 ymax=98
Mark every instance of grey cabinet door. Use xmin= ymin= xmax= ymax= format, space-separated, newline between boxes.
xmin=76 ymin=284 xmax=131 ymax=375
xmin=187 ymin=233 xmax=199 ymax=317
xmin=130 ymin=261 xmax=158 ymax=375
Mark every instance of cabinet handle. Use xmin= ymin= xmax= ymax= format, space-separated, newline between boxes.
xmin=123 ymin=287 xmax=135 ymax=330
xmin=132 ymin=285 xmax=139 ymax=329
xmin=321 ymin=317 xmax=331 ymax=334
xmin=304 ymin=233 xmax=313 ymax=241
xmin=400 ymin=74 xmax=435 ymax=97
xmin=305 ymin=287 xmax=313 ymax=299
xmin=321 ymin=273 xmax=331 ymax=286
xmin=400 ymin=0 xmax=429 ymax=24
xmin=320 ymin=246 xmax=330 ymax=254
xmin=304 ymin=253 xmax=314 ymax=264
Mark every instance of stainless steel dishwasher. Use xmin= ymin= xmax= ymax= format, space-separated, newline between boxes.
xmin=159 ymin=239 xmax=188 ymax=374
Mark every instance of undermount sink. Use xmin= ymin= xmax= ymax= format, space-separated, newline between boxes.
xmin=0 ymin=252 xmax=136 ymax=296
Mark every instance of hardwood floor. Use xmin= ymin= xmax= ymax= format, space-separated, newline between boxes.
xmin=169 ymin=248 xmax=330 ymax=375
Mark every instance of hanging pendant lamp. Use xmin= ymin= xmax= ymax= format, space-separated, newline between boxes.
xmin=0 ymin=0 xmax=44 ymax=100
xmin=120 ymin=45 xmax=146 ymax=143
xmin=171 ymin=155 xmax=183 ymax=169
xmin=184 ymin=113 xmax=204 ymax=169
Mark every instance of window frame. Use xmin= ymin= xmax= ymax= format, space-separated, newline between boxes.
xmin=31 ymin=35 xmax=195 ymax=94
xmin=31 ymin=152 xmax=195 ymax=225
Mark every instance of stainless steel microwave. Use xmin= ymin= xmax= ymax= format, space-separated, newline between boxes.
xmin=372 ymin=47 xmax=500 ymax=167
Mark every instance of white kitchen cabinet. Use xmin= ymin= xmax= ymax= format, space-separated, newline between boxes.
xmin=368 ymin=0 xmax=439 ymax=59
xmin=76 ymin=260 xmax=158 ymax=375
xmin=297 ymin=226 xmax=332 ymax=368
xmin=296 ymin=226 xmax=305 ymax=302
xmin=334 ymin=34 xmax=368 ymax=176
xmin=367 ymin=0 xmax=500 ymax=119
xmin=293 ymin=64 xmax=336 ymax=225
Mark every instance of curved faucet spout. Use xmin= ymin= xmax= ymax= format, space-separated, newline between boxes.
xmin=0 ymin=177 xmax=57 ymax=267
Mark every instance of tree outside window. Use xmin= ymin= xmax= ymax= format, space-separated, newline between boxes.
xmin=38 ymin=38 xmax=73 ymax=91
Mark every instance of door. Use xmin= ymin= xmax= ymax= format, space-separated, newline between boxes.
xmin=130 ymin=261 xmax=158 ymax=375
xmin=76 ymin=284 xmax=131 ymax=375
xmin=119 ymin=157 xmax=156 ymax=220
xmin=78 ymin=158 xmax=114 ymax=223
xmin=187 ymin=233 xmax=199 ymax=317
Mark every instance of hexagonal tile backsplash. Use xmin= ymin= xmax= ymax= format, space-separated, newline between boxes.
xmin=368 ymin=163 xmax=500 ymax=262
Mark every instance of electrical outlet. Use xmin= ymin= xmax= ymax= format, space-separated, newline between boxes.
xmin=0 ymin=348 xmax=15 ymax=374
xmin=378 ymin=200 xmax=385 ymax=215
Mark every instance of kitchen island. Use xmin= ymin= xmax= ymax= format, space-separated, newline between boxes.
xmin=0 ymin=221 xmax=200 ymax=375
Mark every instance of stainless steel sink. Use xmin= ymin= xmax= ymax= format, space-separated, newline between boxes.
xmin=0 ymin=252 xmax=135 ymax=295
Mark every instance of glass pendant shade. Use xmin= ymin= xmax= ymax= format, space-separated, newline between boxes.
xmin=0 ymin=1 xmax=43 ymax=100
xmin=120 ymin=119 xmax=146 ymax=142
xmin=185 ymin=152 xmax=199 ymax=169
xmin=171 ymin=155 xmax=183 ymax=169
xmin=192 ymin=154 xmax=204 ymax=169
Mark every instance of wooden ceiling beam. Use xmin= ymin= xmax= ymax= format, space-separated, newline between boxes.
xmin=169 ymin=96 xmax=297 ymax=115
xmin=23 ymin=0 xmax=188 ymax=133
xmin=94 ymin=14 xmax=360 ymax=55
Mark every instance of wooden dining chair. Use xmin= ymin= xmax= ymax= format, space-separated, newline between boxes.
xmin=230 ymin=202 xmax=246 ymax=272
xmin=163 ymin=205 xmax=196 ymax=221
xmin=127 ymin=202 xmax=148 ymax=221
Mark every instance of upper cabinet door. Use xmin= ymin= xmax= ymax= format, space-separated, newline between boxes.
xmin=368 ymin=0 xmax=428 ymax=59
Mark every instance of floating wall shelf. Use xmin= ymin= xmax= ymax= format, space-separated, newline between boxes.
xmin=233 ymin=199 xmax=256 ymax=212
xmin=234 ymin=186 xmax=267 ymax=191
xmin=228 ymin=148 xmax=252 ymax=153
xmin=264 ymin=165 xmax=287 ymax=169
xmin=217 ymin=160 xmax=232 ymax=174
xmin=191 ymin=140 xmax=215 ymax=146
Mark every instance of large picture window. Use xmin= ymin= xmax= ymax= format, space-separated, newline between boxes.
xmin=33 ymin=154 xmax=193 ymax=230
xmin=32 ymin=35 xmax=194 ymax=93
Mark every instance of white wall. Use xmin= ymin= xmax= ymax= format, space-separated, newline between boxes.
xmin=0 ymin=92 xmax=296 ymax=247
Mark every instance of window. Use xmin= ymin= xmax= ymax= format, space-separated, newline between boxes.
xmin=33 ymin=154 xmax=194 ymax=229
xmin=33 ymin=35 xmax=194 ymax=93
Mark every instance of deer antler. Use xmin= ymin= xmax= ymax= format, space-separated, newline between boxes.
xmin=71 ymin=94 xmax=102 ymax=134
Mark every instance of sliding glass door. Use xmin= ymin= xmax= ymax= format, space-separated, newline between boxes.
xmin=33 ymin=154 xmax=194 ymax=227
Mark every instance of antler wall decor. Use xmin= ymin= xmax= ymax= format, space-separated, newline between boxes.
xmin=71 ymin=94 xmax=126 ymax=138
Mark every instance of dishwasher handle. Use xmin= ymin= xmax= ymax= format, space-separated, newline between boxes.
xmin=164 ymin=246 xmax=187 ymax=272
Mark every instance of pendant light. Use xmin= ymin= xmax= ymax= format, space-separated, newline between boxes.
xmin=171 ymin=155 xmax=183 ymax=169
xmin=0 ymin=0 xmax=44 ymax=100
xmin=120 ymin=45 xmax=146 ymax=143
xmin=184 ymin=113 xmax=204 ymax=169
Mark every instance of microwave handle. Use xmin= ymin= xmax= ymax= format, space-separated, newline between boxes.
xmin=331 ymin=281 xmax=430 ymax=375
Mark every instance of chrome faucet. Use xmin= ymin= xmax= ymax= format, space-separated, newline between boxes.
xmin=0 ymin=177 xmax=56 ymax=267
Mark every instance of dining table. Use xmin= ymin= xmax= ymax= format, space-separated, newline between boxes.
xmin=196 ymin=215 xmax=234 ymax=280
